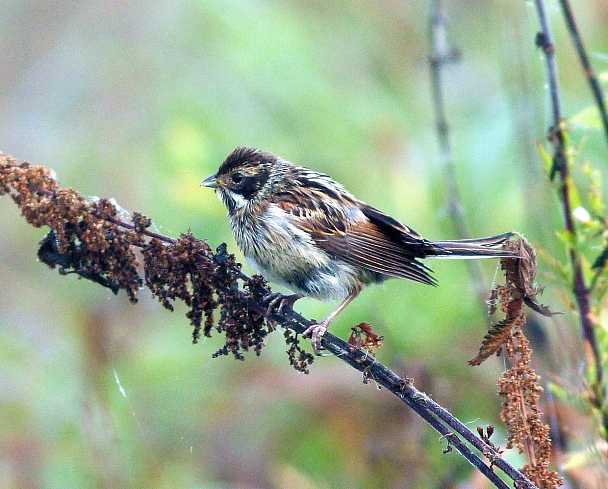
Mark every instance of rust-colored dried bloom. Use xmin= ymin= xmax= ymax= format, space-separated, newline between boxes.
xmin=0 ymin=156 xmax=141 ymax=301
xmin=348 ymin=322 xmax=383 ymax=357
xmin=498 ymin=329 xmax=563 ymax=488
xmin=0 ymin=154 xmax=284 ymax=365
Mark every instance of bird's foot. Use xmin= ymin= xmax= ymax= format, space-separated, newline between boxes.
xmin=262 ymin=292 xmax=301 ymax=316
xmin=302 ymin=320 xmax=328 ymax=356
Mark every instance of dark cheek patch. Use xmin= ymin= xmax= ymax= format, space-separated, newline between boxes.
xmin=235 ymin=169 xmax=269 ymax=199
xmin=238 ymin=177 xmax=260 ymax=199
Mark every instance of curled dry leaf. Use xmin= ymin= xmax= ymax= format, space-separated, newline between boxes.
xmin=509 ymin=237 xmax=559 ymax=317
xmin=469 ymin=318 xmax=519 ymax=366
xmin=348 ymin=322 xmax=384 ymax=357
xmin=470 ymin=236 xmax=558 ymax=366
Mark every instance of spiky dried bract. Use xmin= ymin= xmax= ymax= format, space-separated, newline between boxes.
xmin=469 ymin=317 xmax=523 ymax=366
xmin=499 ymin=329 xmax=563 ymax=488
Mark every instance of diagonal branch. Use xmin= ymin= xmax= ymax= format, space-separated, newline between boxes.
xmin=208 ymin=274 xmax=537 ymax=488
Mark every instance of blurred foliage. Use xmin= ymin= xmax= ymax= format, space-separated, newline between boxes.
xmin=1 ymin=1 xmax=608 ymax=488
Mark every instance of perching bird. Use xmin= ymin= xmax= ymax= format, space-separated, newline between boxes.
xmin=202 ymin=147 xmax=515 ymax=353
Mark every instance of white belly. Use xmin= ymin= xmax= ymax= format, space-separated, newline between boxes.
xmin=230 ymin=203 xmax=364 ymax=301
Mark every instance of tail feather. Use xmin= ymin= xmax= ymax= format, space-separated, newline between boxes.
xmin=426 ymin=232 xmax=517 ymax=259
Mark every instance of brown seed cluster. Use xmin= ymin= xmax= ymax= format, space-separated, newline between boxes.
xmin=0 ymin=156 xmax=141 ymax=301
xmin=0 ymin=154 xmax=293 ymax=366
xmin=499 ymin=329 xmax=563 ymax=488
xmin=142 ymin=233 xmax=219 ymax=343
xmin=211 ymin=246 xmax=270 ymax=360
xmin=284 ymin=328 xmax=315 ymax=374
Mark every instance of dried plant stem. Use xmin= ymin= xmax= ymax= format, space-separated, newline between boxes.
xmin=516 ymin=387 xmax=538 ymax=470
xmin=558 ymin=0 xmax=608 ymax=147
xmin=509 ymin=336 xmax=538 ymax=471
xmin=428 ymin=0 xmax=487 ymax=307
xmin=534 ymin=0 xmax=607 ymax=435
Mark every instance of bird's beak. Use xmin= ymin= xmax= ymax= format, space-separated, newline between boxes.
xmin=201 ymin=174 xmax=219 ymax=188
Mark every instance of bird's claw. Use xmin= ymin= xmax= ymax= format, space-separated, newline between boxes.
xmin=262 ymin=292 xmax=301 ymax=316
xmin=302 ymin=322 xmax=328 ymax=355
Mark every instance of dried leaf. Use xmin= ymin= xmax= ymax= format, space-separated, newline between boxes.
xmin=348 ymin=322 xmax=383 ymax=356
xmin=469 ymin=318 xmax=516 ymax=366
xmin=472 ymin=236 xmax=558 ymax=365
xmin=513 ymin=238 xmax=560 ymax=317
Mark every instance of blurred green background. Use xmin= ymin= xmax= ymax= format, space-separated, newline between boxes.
xmin=1 ymin=1 xmax=607 ymax=488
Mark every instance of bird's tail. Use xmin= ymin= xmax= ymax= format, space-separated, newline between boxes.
xmin=425 ymin=232 xmax=517 ymax=259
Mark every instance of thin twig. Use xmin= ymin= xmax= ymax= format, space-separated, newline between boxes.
xmin=534 ymin=0 xmax=606 ymax=419
xmin=428 ymin=0 xmax=487 ymax=306
xmin=558 ymin=0 xmax=608 ymax=147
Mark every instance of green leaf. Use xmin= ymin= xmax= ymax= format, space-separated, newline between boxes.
xmin=582 ymin=163 xmax=604 ymax=215
xmin=536 ymin=140 xmax=553 ymax=175
xmin=555 ymin=229 xmax=577 ymax=248
xmin=570 ymin=105 xmax=603 ymax=130
xmin=567 ymin=176 xmax=582 ymax=210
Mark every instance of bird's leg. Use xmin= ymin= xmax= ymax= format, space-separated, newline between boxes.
xmin=262 ymin=292 xmax=302 ymax=316
xmin=303 ymin=288 xmax=361 ymax=355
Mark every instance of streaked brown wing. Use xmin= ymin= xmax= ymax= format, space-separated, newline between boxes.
xmin=279 ymin=194 xmax=436 ymax=286
xmin=359 ymin=204 xmax=428 ymax=246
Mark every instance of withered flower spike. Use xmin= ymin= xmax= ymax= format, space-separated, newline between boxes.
xmin=0 ymin=156 xmax=286 ymax=367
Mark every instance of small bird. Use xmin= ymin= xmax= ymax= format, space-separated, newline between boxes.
xmin=202 ymin=147 xmax=516 ymax=353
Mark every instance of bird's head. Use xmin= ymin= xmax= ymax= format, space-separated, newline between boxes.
xmin=201 ymin=147 xmax=288 ymax=214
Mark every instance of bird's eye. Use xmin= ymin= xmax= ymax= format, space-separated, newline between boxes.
xmin=231 ymin=172 xmax=244 ymax=184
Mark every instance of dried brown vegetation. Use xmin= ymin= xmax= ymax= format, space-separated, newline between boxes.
xmin=1 ymin=153 xmax=562 ymax=487
xmin=0 ymin=155 xmax=289 ymax=365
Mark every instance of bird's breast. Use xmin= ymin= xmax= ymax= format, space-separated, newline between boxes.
xmin=228 ymin=203 xmax=372 ymax=300
xmin=230 ymin=204 xmax=327 ymax=269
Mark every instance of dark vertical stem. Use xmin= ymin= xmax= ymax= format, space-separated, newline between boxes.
xmin=534 ymin=0 xmax=605 ymax=413
xmin=428 ymin=0 xmax=487 ymax=305
xmin=558 ymin=0 xmax=608 ymax=147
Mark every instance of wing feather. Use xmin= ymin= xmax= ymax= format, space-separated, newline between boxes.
xmin=276 ymin=183 xmax=436 ymax=286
